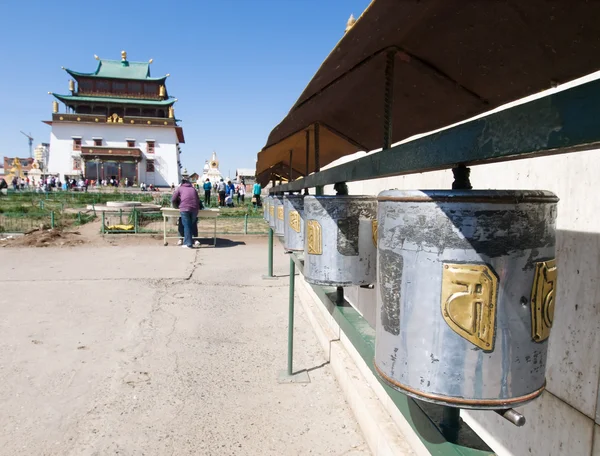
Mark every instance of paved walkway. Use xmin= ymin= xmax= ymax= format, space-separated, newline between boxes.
xmin=0 ymin=238 xmax=370 ymax=455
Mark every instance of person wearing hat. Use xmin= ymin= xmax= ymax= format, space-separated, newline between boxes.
xmin=172 ymin=178 xmax=200 ymax=249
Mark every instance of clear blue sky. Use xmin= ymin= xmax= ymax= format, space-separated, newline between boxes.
xmin=0 ymin=0 xmax=370 ymax=178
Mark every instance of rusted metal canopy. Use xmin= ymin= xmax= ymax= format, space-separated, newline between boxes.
xmin=257 ymin=0 xmax=600 ymax=184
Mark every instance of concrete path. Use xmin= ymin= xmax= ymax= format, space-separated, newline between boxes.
xmin=0 ymin=238 xmax=370 ymax=455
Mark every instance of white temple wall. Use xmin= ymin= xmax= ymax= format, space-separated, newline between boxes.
xmin=47 ymin=122 xmax=181 ymax=186
xmin=319 ymin=148 xmax=600 ymax=456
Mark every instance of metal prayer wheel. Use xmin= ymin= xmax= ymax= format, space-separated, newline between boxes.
xmin=273 ymin=196 xmax=285 ymax=236
xmin=268 ymin=196 xmax=279 ymax=230
xmin=374 ymin=190 xmax=558 ymax=409
xmin=283 ymin=195 xmax=304 ymax=251
xmin=263 ymin=196 xmax=271 ymax=222
xmin=304 ymin=196 xmax=377 ymax=286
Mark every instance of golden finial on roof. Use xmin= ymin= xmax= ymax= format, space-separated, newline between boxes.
xmin=345 ymin=14 xmax=356 ymax=33
xmin=94 ymin=54 xmax=100 ymax=60
xmin=149 ymin=58 xmax=154 ymax=64
xmin=121 ymin=50 xmax=127 ymax=61
xmin=166 ymin=73 xmax=171 ymax=77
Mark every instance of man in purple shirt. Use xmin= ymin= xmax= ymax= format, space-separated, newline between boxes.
xmin=172 ymin=179 xmax=200 ymax=249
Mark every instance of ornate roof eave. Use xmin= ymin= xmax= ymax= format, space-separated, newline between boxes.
xmin=64 ymin=68 xmax=167 ymax=82
xmin=52 ymin=93 xmax=176 ymax=106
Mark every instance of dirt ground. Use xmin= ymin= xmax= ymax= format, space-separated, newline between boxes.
xmin=0 ymin=237 xmax=370 ymax=456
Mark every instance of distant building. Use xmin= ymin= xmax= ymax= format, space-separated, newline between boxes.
xmin=235 ymin=168 xmax=255 ymax=192
xmin=45 ymin=50 xmax=185 ymax=186
xmin=200 ymin=151 xmax=224 ymax=185
xmin=34 ymin=143 xmax=50 ymax=172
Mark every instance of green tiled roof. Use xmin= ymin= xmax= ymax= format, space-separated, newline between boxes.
xmin=53 ymin=93 xmax=175 ymax=106
xmin=65 ymin=59 xmax=167 ymax=81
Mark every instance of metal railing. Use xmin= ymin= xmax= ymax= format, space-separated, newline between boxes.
xmin=101 ymin=210 xmax=268 ymax=235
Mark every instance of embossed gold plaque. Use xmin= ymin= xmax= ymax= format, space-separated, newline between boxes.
xmin=441 ymin=263 xmax=498 ymax=351
xmin=277 ymin=206 xmax=284 ymax=221
xmin=269 ymin=205 xmax=274 ymax=218
xmin=531 ymin=259 xmax=557 ymax=342
xmin=372 ymin=220 xmax=378 ymax=247
xmin=289 ymin=210 xmax=301 ymax=233
xmin=306 ymin=220 xmax=322 ymax=255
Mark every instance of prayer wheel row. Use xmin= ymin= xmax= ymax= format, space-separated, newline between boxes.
xmin=265 ymin=190 xmax=558 ymax=409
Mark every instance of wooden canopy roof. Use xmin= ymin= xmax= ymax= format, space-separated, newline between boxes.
xmin=257 ymin=0 xmax=600 ymax=185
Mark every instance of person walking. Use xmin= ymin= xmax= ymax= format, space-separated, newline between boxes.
xmin=217 ymin=178 xmax=226 ymax=207
xmin=171 ymin=178 xmax=200 ymax=249
xmin=252 ymin=181 xmax=262 ymax=207
xmin=203 ymin=178 xmax=212 ymax=206
xmin=237 ymin=182 xmax=246 ymax=204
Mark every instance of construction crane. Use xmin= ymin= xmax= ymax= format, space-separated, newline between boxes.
xmin=20 ymin=131 xmax=34 ymax=158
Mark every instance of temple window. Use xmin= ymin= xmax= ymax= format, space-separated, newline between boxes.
xmin=146 ymin=140 xmax=155 ymax=154
xmin=96 ymin=80 xmax=109 ymax=92
xmin=146 ymin=160 xmax=155 ymax=172
xmin=113 ymin=82 xmax=127 ymax=94
xmin=93 ymin=138 xmax=102 ymax=146
xmin=144 ymin=83 xmax=156 ymax=95
xmin=126 ymin=139 xmax=135 ymax=148
xmin=72 ymin=138 xmax=82 ymax=151
xmin=128 ymin=82 xmax=142 ymax=94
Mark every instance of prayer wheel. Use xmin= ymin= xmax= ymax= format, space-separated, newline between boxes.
xmin=263 ymin=196 xmax=271 ymax=222
xmin=274 ymin=195 xmax=285 ymax=237
xmin=283 ymin=195 xmax=304 ymax=251
xmin=304 ymin=196 xmax=377 ymax=286
xmin=268 ymin=196 xmax=279 ymax=230
xmin=374 ymin=190 xmax=558 ymax=409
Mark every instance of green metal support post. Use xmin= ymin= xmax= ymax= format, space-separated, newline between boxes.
xmin=278 ymin=254 xmax=309 ymax=383
xmin=287 ymin=256 xmax=295 ymax=375
xmin=262 ymin=227 xmax=278 ymax=280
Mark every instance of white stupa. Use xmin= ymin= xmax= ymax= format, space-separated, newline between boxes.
xmin=200 ymin=151 xmax=224 ymax=185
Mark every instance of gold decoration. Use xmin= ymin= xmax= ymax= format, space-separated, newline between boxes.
xmin=149 ymin=58 xmax=153 ymax=64
xmin=121 ymin=50 xmax=127 ymax=61
xmin=94 ymin=54 xmax=100 ymax=60
xmin=147 ymin=121 xmax=151 ymax=125
xmin=52 ymin=101 xmax=58 ymax=113
xmin=531 ymin=259 xmax=557 ymax=342
xmin=69 ymin=80 xmax=75 ymax=92
xmin=441 ymin=263 xmax=498 ymax=351
xmin=289 ymin=210 xmax=301 ymax=233
xmin=168 ymin=106 xmax=174 ymax=118
xmin=269 ymin=205 xmax=274 ymax=218
xmin=95 ymin=118 xmax=99 ymax=122
xmin=277 ymin=206 xmax=284 ymax=221
xmin=107 ymin=113 xmax=124 ymax=123
xmin=59 ymin=116 xmax=64 ymax=120
xmin=164 ymin=121 xmax=167 ymax=125
xmin=159 ymin=85 xmax=166 ymax=97
xmin=77 ymin=117 xmax=81 ymax=121
xmin=372 ymin=220 xmax=378 ymax=246
xmin=130 ymin=120 xmax=135 ymax=124
xmin=306 ymin=220 xmax=323 ymax=255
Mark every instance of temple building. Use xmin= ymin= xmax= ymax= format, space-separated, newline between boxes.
xmin=45 ymin=51 xmax=184 ymax=186
xmin=200 ymin=151 xmax=224 ymax=184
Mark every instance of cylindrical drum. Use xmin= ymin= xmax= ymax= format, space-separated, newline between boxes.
xmin=374 ymin=190 xmax=558 ymax=409
xmin=263 ymin=196 xmax=271 ymax=222
xmin=304 ymin=196 xmax=377 ymax=286
xmin=283 ymin=195 xmax=304 ymax=251
xmin=274 ymin=196 xmax=285 ymax=236
xmin=268 ymin=196 xmax=279 ymax=230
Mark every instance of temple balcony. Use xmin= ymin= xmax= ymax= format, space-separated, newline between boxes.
xmin=48 ymin=113 xmax=177 ymax=127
